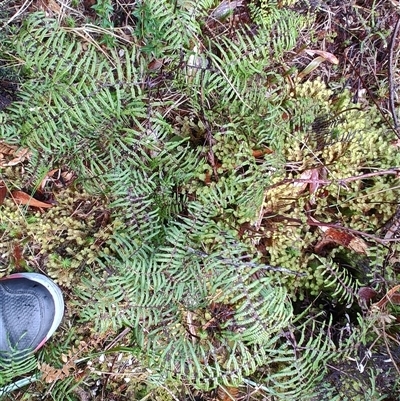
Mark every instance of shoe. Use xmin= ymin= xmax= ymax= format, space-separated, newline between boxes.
xmin=0 ymin=273 xmax=64 ymax=361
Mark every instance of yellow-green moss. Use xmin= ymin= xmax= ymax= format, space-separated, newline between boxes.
xmin=262 ymin=78 xmax=400 ymax=297
xmin=0 ymin=187 xmax=112 ymax=287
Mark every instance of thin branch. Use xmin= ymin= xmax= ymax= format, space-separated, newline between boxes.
xmin=388 ymin=15 xmax=400 ymax=132
xmin=267 ymin=168 xmax=400 ymax=191
xmin=344 ymin=50 xmax=400 ymax=139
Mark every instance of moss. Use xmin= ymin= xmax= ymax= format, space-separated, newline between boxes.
xmin=179 ymin=77 xmax=400 ymax=300
xmin=258 ymin=78 xmax=400 ymax=298
xmin=0 ymin=187 xmax=112 ymax=287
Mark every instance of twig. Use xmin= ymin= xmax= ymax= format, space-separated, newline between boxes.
xmin=344 ymin=50 xmax=400 ymax=139
xmin=104 ymin=327 xmax=131 ymax=351
xmin=267 ymin=168 xmax=400 ymax=191
xmin=0 ymin=373 xmax=40 ymax=396
xmin=388 ymin=16 xmax=400 ymax=132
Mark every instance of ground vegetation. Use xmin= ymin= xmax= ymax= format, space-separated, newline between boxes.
xmin=1 ymin=0 xmax=400 ymax=400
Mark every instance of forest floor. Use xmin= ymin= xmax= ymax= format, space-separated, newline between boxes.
xmin=1 ymin=0 xmax=400 ymax=400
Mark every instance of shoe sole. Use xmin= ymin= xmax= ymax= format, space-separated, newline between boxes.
xmin=0 ymin=273 xmax=64 ymax=351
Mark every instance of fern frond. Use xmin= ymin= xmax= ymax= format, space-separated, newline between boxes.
xmin=0 ymin=354 xmax=37 ymax=387
xmin=316 ymin=259 xmax=360 ymax=306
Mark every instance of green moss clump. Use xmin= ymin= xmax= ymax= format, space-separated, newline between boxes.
xmin=260 ymin=78 xmax=400 ymax=298
xmin=0 ymin=187 xmax=112 ymax=287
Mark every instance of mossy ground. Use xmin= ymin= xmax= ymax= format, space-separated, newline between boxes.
xmin=1 ymin=0 xmax=400 ymax=400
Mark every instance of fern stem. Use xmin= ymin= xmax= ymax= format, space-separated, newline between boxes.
xmin=0 ymin=373 xmax=41 ymax=396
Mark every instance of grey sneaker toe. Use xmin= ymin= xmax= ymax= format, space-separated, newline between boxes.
xmin=0 ymin=273 xmax=64 ymax=360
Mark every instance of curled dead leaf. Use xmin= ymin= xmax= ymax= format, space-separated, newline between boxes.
xmin=252 ymin=147 xmax=274 ymax=158
xmin=38 ymin=168 xmax=76 ymax=192
xmin=298 ymin=50 xmax=339 ymax=80
xmin=0 ymin=141 xmax=32 ymax=167
xmin=298 ymin=56 xmax=327 ymax=79
xmin=293 ymin=168 xmax=322 ymax=200
xmin=319 ymin=227 xmax=368 ymax=254
xmin=373 ymin=284 xmax=400 ymax=310
xmin=293 ymin=169 xmax=314 ymax=193
xmin=310 ymin=217 xmax=369 ymax=254
xmin=304 ymin=49 xmax=339 ymax=64
xmin=0 ymin=181 xmax=6 ymax=205
xmin=11 ymin=190 xmax=53 ymax=209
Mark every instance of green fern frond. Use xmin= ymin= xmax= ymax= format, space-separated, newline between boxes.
xmin=0 ymin=354 xmax=37 ymax=387
xmin=316 ymin=258 xmax=360 ymax=305
xmin=3 ymin=2 xmax=394 ymax=400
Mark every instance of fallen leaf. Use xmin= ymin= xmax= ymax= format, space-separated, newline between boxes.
xmin=12 ymin=243 xmax=24 ymax=269
xmin=308 ymin=168 xmax=323 ymax=198
xmin=298 ymin=56 xmax=327 ymax=79
xmin=11 ymin=190 xmax=53 ymax=209
xmin=0 ymin=142 xmax=16 ymax=155
xmin=293 ymin=168 xmax=322 ymax=200
xmin=373 ymin=284 xmax=400 ymax=309
xmin=38 ymin=169 xmax=76 ymax=192
xmin=0 ymin=141 xmax=32 ymax=167
xmin=46 ymin=0 xmax=61 ymax=13
xmin=0 ymin=181 xmax=6 ymax=205
xmin=311 ymin=217 xmax=368 ymax=254
xmin=321 ymin=227 xmax=368 ymax=254
xmin=252 ymin=148 xmax=274 ymax=158
xmin=31 ymin=0 xmax=61 ymax=14
xmin=3 ymin=148 xmax=32 ymax=166
xmin=148 ymin=58 xmax=164 ymax=70
xmin=304 ymin=49 xmax=339 ymax=64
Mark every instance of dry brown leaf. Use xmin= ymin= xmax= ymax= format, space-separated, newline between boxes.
xmin=148 ymin=58 xmax=164 ymax=70
xmin=32 ymin=0 xmax=61 ymax=14
xmin=38 ymin=169 xmax=76 ymax=192
xmin=293 ymin=168 xmax=323 ymax=200
xmin=11 ymin=190 xmax=53 ymax=209
xmin=0 ymin=142 xmax=16 ymax=155
xmin=252 ymin=147 xmax=274 ymax=158
xmin=39 ymin=362 xmax=70 ymax=383
xmin=47 ymin=0 xmax=61 ymax=13
xmin=311 ymin=216 xmax=369 ymax=254
xmin=293 ymin=169 xmax=314 ymax=193
xmin=0 ymin=141 xmax=32 ymax=167
xmin=320 ymin=227 xmax=368 ymax=254
xmin=3 ymin=148 xmax=32 ymax=166
xmin=373 ymin=284 xmax=400 ymax=309
xmin=304 ymin=49 xmax=339 ymax=64
xmin=0 ymin=181 xmax=6 ymax=205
